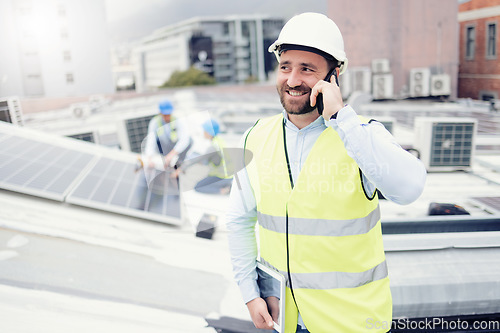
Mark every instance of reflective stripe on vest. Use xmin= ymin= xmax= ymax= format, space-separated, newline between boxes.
xmin=208 ymin=136 xmax=232 ymax=179
xmin=155 ymin=115 xmax=178 ymax=142
xmin=260 ymin=257 xmax=388 ymax=290
xmin=257 ymin=208 xmax=380 ymax=236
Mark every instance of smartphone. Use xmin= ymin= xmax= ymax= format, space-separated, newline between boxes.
xmin=316 ymin=68 xmax=339 ymax=115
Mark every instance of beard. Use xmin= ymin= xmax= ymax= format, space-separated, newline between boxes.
xmin=277 ymin=84 xmax=316 ymax=115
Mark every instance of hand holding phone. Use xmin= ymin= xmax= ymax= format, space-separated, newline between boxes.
xmin=316 ymin=68 xmax=339 ymax=115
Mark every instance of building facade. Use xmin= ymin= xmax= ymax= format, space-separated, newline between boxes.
xmin=133 ymin=15 xmax=283 ymax=92
xmin=458 ymin=0 xmax=500 ymax=100
xmin=328 ymin=0 xmax=459 ymax=100
xmin=0 ymin=0 xmax=114 ymax=98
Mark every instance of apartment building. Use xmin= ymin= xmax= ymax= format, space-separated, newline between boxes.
xmin=458 ymin=0 xmax=500 ymax=100
xmin=133 ymin=15 xmax=283 ymax=92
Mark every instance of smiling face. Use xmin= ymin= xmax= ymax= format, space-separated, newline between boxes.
xmin=276 ymin=49 xmax=330 ymax=115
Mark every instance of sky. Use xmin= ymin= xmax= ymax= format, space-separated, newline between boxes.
xmin=104 ymin=0 xmax=327 ymax=44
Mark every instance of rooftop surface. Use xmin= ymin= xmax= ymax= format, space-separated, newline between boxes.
xmin=2 ymin=88 xmax=500 ymax=332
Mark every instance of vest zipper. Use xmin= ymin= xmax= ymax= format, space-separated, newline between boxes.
xmin=282 ymin=120 xmax=300 ymax=314
xmin=282 ymin=120 xmax=294 ymax=188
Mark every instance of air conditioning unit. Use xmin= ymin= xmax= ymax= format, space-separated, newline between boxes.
xmin=369 ymin=116 xmax=396 ymax=134
xmin=371 ymin=59 xmax=390 ymax=74
xmin=117 ymin=112 xmax=156 ymax=153
xmin=339 ymin=70 xmax=352 ymax=99
xmin=372 ymin=74 xmax=393 ymax=100
xmin=409 ymin=68 xmax=431 ymax=97
xmin=70 ymin=104 xmax=91 ymax=119
xmin=350 ymin=67 xmax=372 ymax=94
xmin=0 ymin=96 xmax=24 ymax=126
xmin=66 ymin=131 xmax=100 ymax=144
xmin=430 ymin=74 xmax=451 ymax=96
xmin=56 ymin=124 xmax=101 ymax=144
xmin=414 ymin=117 xmax=477 ymax=172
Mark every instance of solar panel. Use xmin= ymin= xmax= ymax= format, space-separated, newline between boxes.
xmin=471 ymin=197 xmax=500 ymax=214
xmin=66 ymin=157 xmax=182 ymax=225
xmin=0 ymin=134 xmax=95 ymax=201
xmin=0 ymin=124 xmax=182 ymax=226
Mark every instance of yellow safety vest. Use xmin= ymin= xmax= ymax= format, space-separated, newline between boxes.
xmin=154 ymin=115 xmax=178 ymax=142
xmin=245 ymin=114 xmax=392 ymax=333
xmin=208 ymin=136 xmax=232 ymax=179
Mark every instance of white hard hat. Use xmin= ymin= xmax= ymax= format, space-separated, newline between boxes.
xmin=268 ymin=12 xmax=348 ymax=74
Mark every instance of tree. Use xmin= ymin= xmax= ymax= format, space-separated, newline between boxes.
xmin=161 ymin=67 xmax=216 ymax=88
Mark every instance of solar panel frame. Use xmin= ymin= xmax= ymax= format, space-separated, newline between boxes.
xmin=470 ymin=197 xmax=500 ymax=215
xmin=65 ymin=157 xmax=183 ymax=225
xmin=0 ymin=133 xmax=96 ymax=201
xmin=0 ymin=124 xmax=183 ymax=226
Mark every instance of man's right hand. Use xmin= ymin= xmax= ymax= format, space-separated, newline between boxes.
xmin=246 ymin=297 xmax=274 ymax=330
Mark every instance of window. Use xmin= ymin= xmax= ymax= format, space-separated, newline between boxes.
xmin=479 ymin=91 xmax=497 ymax=101
xmin=63 ymin=50 xmax=71 ymax=62
xmin=66 ymin=73 xmax=74 ymax=84
xmin=487 ymin=23 xmax=497 ymax=58
xmin=223 ymin=22 xmax=229 ymax=36
xmin=60 ymin=27 xmax=69 ymax=40
xmin=57 ymin=4 xmax=66 ymax=17
xmin=466 ymin=25 xmax=475 ymax=59
xmin=17 ymin=3 xmax=32 ymax=16
xmin=242 ymin=21 xmax=251 ymax=38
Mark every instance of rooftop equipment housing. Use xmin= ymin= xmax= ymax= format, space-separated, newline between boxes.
xmin=415 ymin=117 xmax=477 ymax=172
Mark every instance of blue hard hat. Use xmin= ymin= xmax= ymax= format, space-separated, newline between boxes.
xmin=202 ymin=119 xmax=220 ymax=137
xmin=159 ymin=100 xmax=174 ymax=115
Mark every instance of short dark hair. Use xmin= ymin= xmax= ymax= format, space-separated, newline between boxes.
xmin=326 ymin=58 xmax=340 ymax=72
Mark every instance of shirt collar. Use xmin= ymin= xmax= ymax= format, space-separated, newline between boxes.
xmin=282 ymin=110 xmax=326 ymax=132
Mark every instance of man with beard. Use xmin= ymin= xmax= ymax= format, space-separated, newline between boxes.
xmin=226 ymin=12 xmax=426 ymax=333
